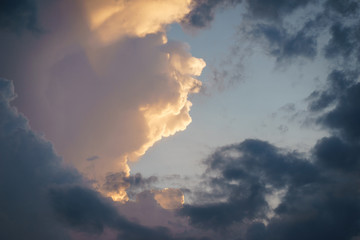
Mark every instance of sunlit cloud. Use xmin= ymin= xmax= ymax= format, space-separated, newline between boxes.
xmin=82 ymin=0 xmax=193 ymax=45
xmin=153 ymin=188 xmax=185 ymax=210
xmin=0 ymin=0 xmax=205 ymax=203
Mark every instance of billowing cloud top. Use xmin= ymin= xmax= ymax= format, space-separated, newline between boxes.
xmin=0 ymin=0 xmax=206 ymax=202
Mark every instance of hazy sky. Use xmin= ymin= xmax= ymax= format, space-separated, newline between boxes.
xmin=1 ymin=0 xmax=360 ymax=239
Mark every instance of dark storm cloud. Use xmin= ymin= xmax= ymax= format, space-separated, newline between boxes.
xmin=248 ymin=23 xmax=318 ymax=61
xmin=180 ymin=139 xmax=319 ymax=229
xmin=325 ymin=22 xmax=360 ymax=62
xmin=324 ymin=0 xmax=359 ymax=16
xmin=313 ymin=136 xmax=360 ymax=171
xmin=248 ymin=0 xmax=360 ymax=63
xmin=0 ymin=78 xmax=78 ymax=239
xmin=320 ymin=83 xmax=360 ymax=141
xmin=50 ymin=186 xmax=175 ymax=240
xmin=0 ymin=0 xmax=41 ymax=33
xmin=184 ymin=0 xmax=359 ymax=64
xmin=180 ymin=138 xmax=360 ymax=239
xmin=183 ymin=0 xmax=313 ymax=28
xmin=182 ymin=0 xmax=242 ymax=28
xmin=307 ymin=70 xmax=357 ymax=112
xmin=244 ymin=0 xmax=312 ymax=21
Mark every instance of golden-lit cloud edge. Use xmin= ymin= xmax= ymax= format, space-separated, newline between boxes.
xmin=77 ymin=0 xmax=205 ymax=202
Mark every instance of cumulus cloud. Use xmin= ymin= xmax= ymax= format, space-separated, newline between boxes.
xmin=0 ymin=0 xmax=205 ymax=201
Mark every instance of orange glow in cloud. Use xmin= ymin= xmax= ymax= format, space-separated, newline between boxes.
xmin=153 ymin=188 xmax=185 ymax=210
xmin=82 ymin=0 xmax=193 ymax=45
xmin=13 ymin=0 xmax=205 ymax=204
xmin=109 ymin=48 xmax=205 ymax=202
xmin=132 ymin=51 xmax=205 ymax=160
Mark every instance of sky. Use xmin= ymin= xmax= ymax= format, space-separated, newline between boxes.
xmin=0 ymin=0 xmax=359 ymax=239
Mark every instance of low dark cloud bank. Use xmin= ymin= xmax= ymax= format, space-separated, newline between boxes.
xmin=180 ymin=137 xmax=360 ymax=239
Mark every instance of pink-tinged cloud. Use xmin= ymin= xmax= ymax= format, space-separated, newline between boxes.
xmin=0 ymin=0 xmax=205 ymax=201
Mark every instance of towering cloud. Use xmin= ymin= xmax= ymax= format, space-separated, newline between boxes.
xmin=0 ymin=0 xmax=205 ymax=201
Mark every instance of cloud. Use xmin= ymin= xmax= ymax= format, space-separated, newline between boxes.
xmin=244 ymin=0 xmax=312 ymax=21
xmin=245 ymin=23 xmax=318 ymax=62
xmin=324 ymin=22 xmax=360 ymax=64
xmin=49 ymin=186 xmax=178 ymax=240
xmin=0 ymin=0 xmax=41 ymax=33
xmin=324 ymin=0 xmax=359 ymax=16
xmin=153 ymin=188 xmax=185 ymax=210
xmin=320 ymin=83 xmax=360 ymax=141
xmin=0 ymin=78 xmax=78 ymax=239
xmin=82 ymin=0 xmax=193 ymax=45
xmin=102 ymin=172 xmax=158 ymax=201
xmin=313 ymin=136 xmax=360 ymax=172
xmin=182 ymin=0 xmax=242 ymax=28
xmin=307 ymin=70 xmax=356 ymax=112
xmin=182 ymin=0 xmax=312 ymax=29
xmin=180 ymin=139 xmax=318 ymax=230
xmin=0 ymin=0 xmax=205 ymax=201
xmin=179 ymin=137 xmax=360 ymax=239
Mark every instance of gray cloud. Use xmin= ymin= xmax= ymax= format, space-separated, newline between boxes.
xmin=103 ymin=172 xmax=158 ymax=199
xmin=180 ymin=140 xmax=318 ymax=229
xmin=0 ymin=78 xmax=78 ymax=239
xmin=324 ymin=0 xmax=359 ymax=16
xmin=0 ymin=0 xmax=42 ymax=33
xmin=246 ymin=23 xmax=318 ymax=62
xmin=244 ymin=0 xmax=312 ymax=21
xmin=182 ymin=0 xmax=242 ymax=28
xmin=183 ymin=0 xmax=313 ymax=29
xmin=320 ymin=83 xmax=360 ymax=141
xmin=307 ymin=70 xmax=357 ymax=112
xmin=179 ymin=137 xmax=360 ymax=239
